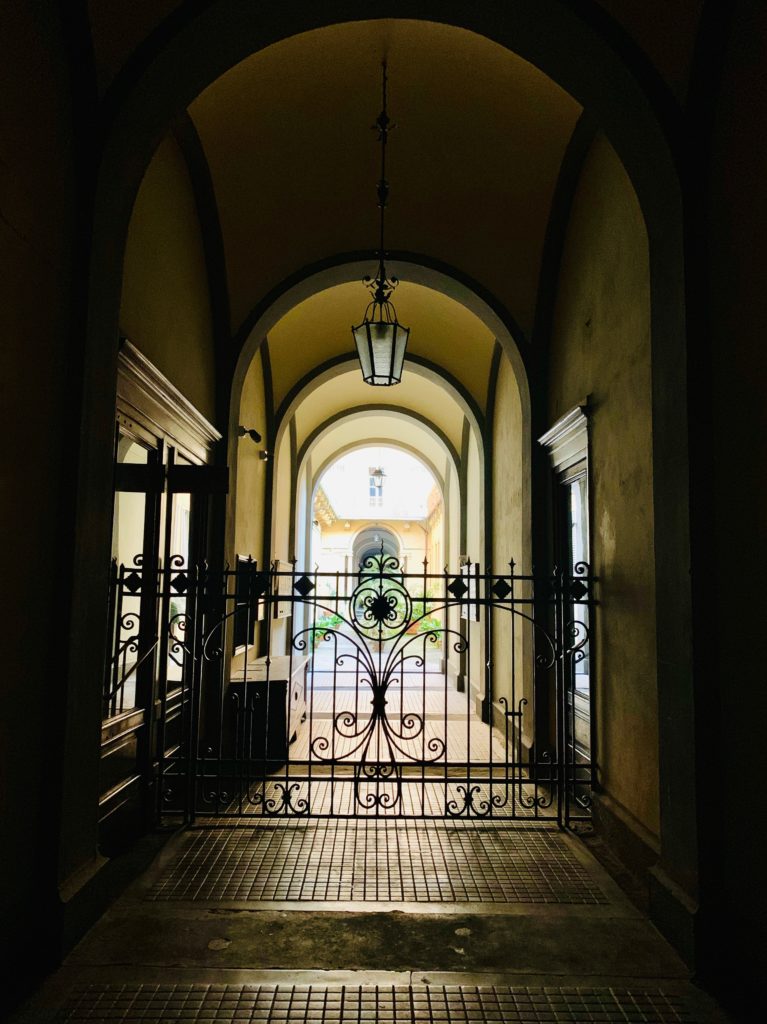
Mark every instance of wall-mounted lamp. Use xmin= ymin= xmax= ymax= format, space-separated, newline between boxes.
xmin=238 ymin=425 xmax=262 ymax=444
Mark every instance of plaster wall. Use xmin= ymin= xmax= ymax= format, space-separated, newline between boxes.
xmin=272 ymin=426 xmax=292 ymax=564
xmin=548 ymin=134 xmax=659 ymax=838
xmin=269 ymin=425 xmax=294 ymax=655
xmin=491 ymin=355 xmax=532 ymax=738
xmin=120 ymin=135 xmax=216 ymax=422
xmin=447 ymin=463 xmax=460 ymax=571
xmin=234 ymin=353 xmax=268 ymax=562
xmin=466 ymin=429 xmax=485 ymax=697
xmin=295 ymin=460 xmax=310 ymax=570
xmin=426 ymin=506 xmax=443 ymax=572
xmin=446 ymin=463 xmax=462 ymax=674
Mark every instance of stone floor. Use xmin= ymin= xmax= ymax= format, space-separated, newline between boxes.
xmin=14 ymin=820 xmax=732 ymax=1023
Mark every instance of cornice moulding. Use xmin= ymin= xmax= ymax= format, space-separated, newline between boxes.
xmin=117 ymin=339 xmax=221 ymax=460
xmin=538 ymin=402 xmax=588 ymax=471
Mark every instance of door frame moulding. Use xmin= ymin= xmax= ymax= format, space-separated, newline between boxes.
xmin=117 ymin=339 xmax=222 ymax=462
xmin=538 ymin=402 xmax=589 ymax=473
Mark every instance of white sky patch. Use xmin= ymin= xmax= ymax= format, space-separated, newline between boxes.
xmin=319 ymin=446 xmax=435 ymax=520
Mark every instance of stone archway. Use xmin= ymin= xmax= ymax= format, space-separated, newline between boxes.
xmin=67 ymin=3 xmax=694 ymax=949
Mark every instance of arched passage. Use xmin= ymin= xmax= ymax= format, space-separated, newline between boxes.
xmin=64 ymin=4 xmax=695 ymax=965
xmin=230 ymin=279 xmax=526 ymax=580
xmin=305 ymin=435 xmax=450 ymax=573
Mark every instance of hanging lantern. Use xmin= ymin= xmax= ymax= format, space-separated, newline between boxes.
xmin=351 ymin=62 xmax=410 ymax=386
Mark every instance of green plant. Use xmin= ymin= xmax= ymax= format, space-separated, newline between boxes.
xmin=416 ymin=615 xmax=443 ymax=648
xmin=311 ymin=612 xmax=343 ymax=648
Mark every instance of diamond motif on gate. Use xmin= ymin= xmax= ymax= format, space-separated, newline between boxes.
xmin=294 ymin=575 xmax=315 ymax=597
xmin=123 ymin=571 xmax=142 ymax=594
xmin=447 ymin=577 xmax=468 ymax=599
xmin=570 ymin=580 xmax=588 ymax=600
xmin=170 ymin=572 xmax=188 ymax=594
xmin=492 ymin=579 xmax=511 ymax=600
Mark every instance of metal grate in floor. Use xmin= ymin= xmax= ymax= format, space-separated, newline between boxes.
xmin=147 ymin=820 xmax=606 ymax=903
xmin=58 ymin=983 xmax=697 ymax=1022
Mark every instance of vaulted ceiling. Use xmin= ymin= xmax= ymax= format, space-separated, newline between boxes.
xmin=267 ymin=282 xmax=496 ymax=417
xmin=112 ymin=4 xmax=704 ymax=438
xmin=188 ymin=21 xmax=580 ymax=336
xmin=88 ymin=1 xmax=704 ymax=104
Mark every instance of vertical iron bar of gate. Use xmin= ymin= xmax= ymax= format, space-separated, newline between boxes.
xmin=447 ymin=561 xmax=455 ymax=816
xmin=118 ymin=565 xmax=129 ymax=717
xmin=212 ymin=567 xmax=224 ymax=816
xmin=567 ymin=571 xmax=576 ymax=823
xmin=588 ymin=574 xmax=597 ymax=795
xmin=112 ymin=564 xmax=124 ymax=719
xmin=330 ymin=567 xmax=339 ymax=817
xmin=565 ymin=573 xmax=573 ymax=819
xmin=187 ymin=561 xmax=205 ymax=824
xmin=240 ymin=564 xmax=253 ymax=814
xmin=563 ymin=571 xmax=571 ymax=825
xmin=528 ymin=569 xmax=536 ymax=818
xmin=484 ymin=565 xmax=493 ymax=815
xmin=510 ymin=561 xmax=517 ymax=818
xmin=532 ymin=570 xmax=543 ymax=819
xmin=151 ymin=562 xmax=162 ymax=814
xmin=436 ymin=561 xmax=442 ymax=815
xmin=282 ymin=562 xmax=295 ymax=815
xmin=185 ymin=561 xmax=201 ymax=823
xmin=262 ymin=564 xmax=275 ymax=813
xmin=155 ymin=560 xmax=173 ymax=825
xmin=173 ymin=560 xmax=187 ymax=823
xmin=239 ymin=573 xmax=249 ymax=816
xmin=105 ymin=560 xmax=118 ymax=718
xmin=241 ymin=566 xmax=251 ymax=815
xmin=420 ymin=558 xmax=428 ymax=817
xmin=225 ymin=565 xmax=236 ymax=816
xmin=351 ymin=567 xmax=360 ymax=817
xmin=463 ymin=565 xmax=471 ymax=817
xmin=555 ymin=566 xmax=566 ymax=827
xmin=253 ymin=564 xmax=263 ymax=813
xmin=174 ymin=561 xmax=187 ymax=823
xmin=308 ymin=564 xmax=319 ymax=815
xmin=377 ymin=558 xmax=384 ymax=818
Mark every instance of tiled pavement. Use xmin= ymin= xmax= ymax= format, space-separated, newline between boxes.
xmin=56 ymin=980 xmax=699 ymax=1022
xmin=146 ymin=821 xmax=606 ymax=904
xmin=13 ymin=820 xmax=732 ymax=1024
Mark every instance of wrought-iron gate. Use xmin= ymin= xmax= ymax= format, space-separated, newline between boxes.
xmin=105 ymin=553 xmax=594 ymax=825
